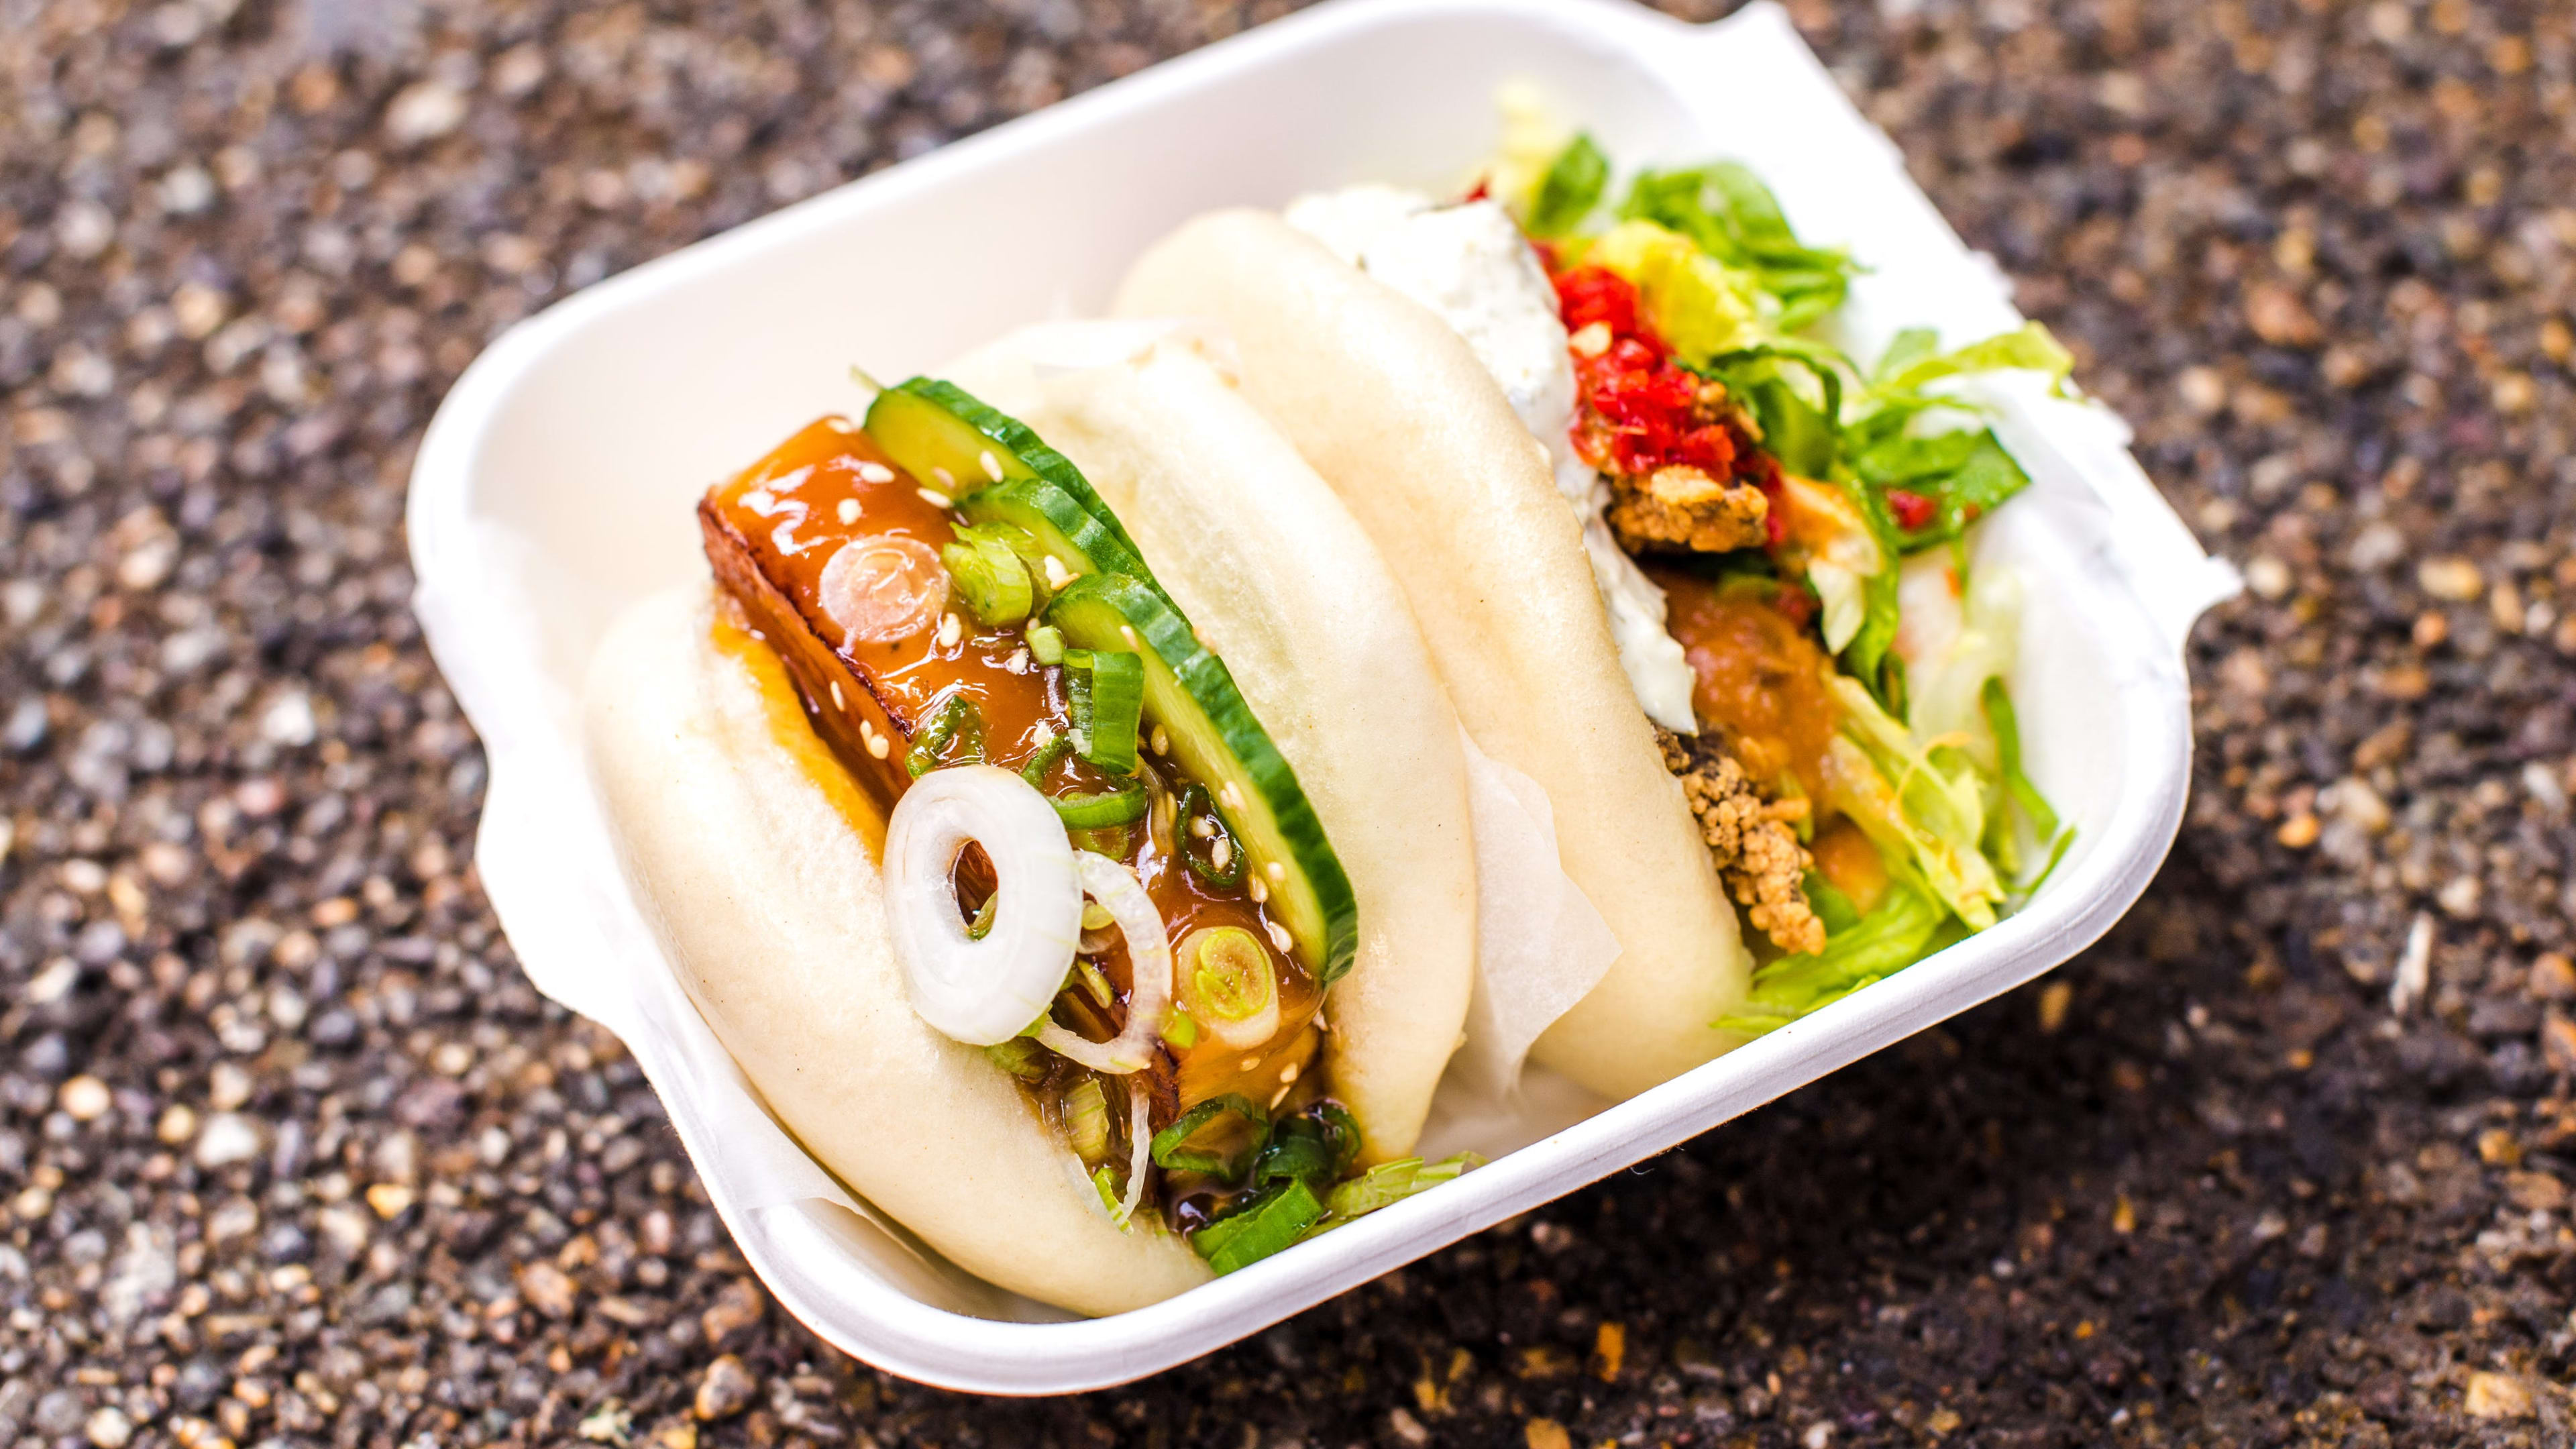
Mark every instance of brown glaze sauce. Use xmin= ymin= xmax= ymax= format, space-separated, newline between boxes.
xmin=1653 ymin=568 xmax=1839 ymax=801
xmin=703 ymin=416 xmax=1322 ymax=1131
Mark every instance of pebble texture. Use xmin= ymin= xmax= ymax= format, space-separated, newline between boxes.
xmin=1 ymin=0 xmax=2571 ymax=1444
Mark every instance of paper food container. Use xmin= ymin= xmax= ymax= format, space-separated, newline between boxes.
xmin=407 ymin=0 xmax=2239 ymax=1395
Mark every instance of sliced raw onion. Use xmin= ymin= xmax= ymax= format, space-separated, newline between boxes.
xmin=883 ymin=765 xmax=1082 ymax=1044
xmin=819 ymin=533 xmax=947 ymax=645
xmin=1116 ymin=1078 xmax=1150 ymax=1225
xmin=1036 ymin=853 xmax=1173 ymax=1073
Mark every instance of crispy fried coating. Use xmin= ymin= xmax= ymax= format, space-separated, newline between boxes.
xmin=1658 ymin=730 xmax=1827 ymax=957
xmin=1607 ymin=464 xmax=1770 ymax=555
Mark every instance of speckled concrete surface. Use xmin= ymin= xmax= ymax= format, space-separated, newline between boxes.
xmin=3 ymin=0 xmax=2574 ymax=1444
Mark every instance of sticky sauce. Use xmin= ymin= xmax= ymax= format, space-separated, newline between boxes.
xmin=1654 ymin=568 xmax=1838 ymax=799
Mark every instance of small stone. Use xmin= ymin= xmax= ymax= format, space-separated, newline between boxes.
xmin=85 ymin=1404 xmax=132 ymax=1448
xmin=2531 ymin=954 xmax=2576 ymax=1001
xmin=58 ymin=1075 xmax=111 ymax=1121
xmin=694 ymin=1355 xmax=757 ymax=1421
xmin=1523 ymin=1418 xmax=1573 ymax=1449
xmin=365 ymin=1183 xmax=416 ymax=1220
xmin=156 ymin=1103 xmax=198 ymax=1144
xmin=2176 ymin=365 xmax=2226 ymax=415
xmin=2463 ymin=1371 xmax=2533 ymax=1420
xmin=519 ymin=1260 xmax=578 ymax=1318
xmin=700 ymin=1276 xmax=764 ymax=1343
xmin=384 ymin=80 xmax=469 ymax=142
xmin=208 ymin=1060 xmax=253 ymax=1111
xmin=2418 ymin=556 xmax=2483 ymax=602
xmin=193 ymin=1112 xmax=260 ymax=1168
xmin=2244 ymin=555 xmax=2292 ymax=600
xmin=2275 ymin=812 xmax=2319 ymax=849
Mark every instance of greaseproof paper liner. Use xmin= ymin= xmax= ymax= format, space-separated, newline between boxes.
xmin=1448 ymin=729 xmax=1621 ymax=1099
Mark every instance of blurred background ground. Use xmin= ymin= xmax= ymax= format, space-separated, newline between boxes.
xmin=3 ymin=0 xmax=2574 ymax=1444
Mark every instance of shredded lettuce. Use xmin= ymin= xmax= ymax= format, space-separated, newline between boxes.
xmin=1524 ymin=133 xmax=1608 ymax=237
xmin=1584 ymin=219 xmax=1775 ymax=362
xmin=1322 ymin=1152 xmax=1481 ymax=1224
xmin=1822 ymin=676 xmax=2004 ymax=930
xmin=1717 ymin=881 xmax=1945 ymax=1034
xmin=1900 ymin=558 xmax=2021 ymax=774
xmin=1619 ymin=162 xmax=1859 ymax=331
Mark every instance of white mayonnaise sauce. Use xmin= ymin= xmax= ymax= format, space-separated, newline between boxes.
xmin=1285 ymin=187 xmax=1701 ymax=733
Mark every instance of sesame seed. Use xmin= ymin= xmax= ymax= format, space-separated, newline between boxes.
xmin=979 ymin=449 xmax=1004 ymax=482
xmin=1008 ymin=647 xmax=1030 ymax=674
xmin=1210 ymin=837 xmax=1233 ymax=872
xmin=864 ymin=723 xmax=890 ymax=759
xmin=1248 ymin=877 xmax=1269 ymax=904
xmin=1041 ymin=555 xmax=1075 ymax=590
xmin=1150 ymin=724 xmax=1169 ymax=755
xmin=931 ymin=466 xmax=955 ymax=488
xmin=829 ymin=680 xmax=843 ymax=709
xmin=1189 ymin=817 xmax=1214 ymax=840
xmin=1269 ymin=1083 xmax=1291 ymax=1110
xmin=1238 ymin=1056 xmax=1259 ymax=1073
xmin=1119 ymin=625 xmax=1138 ymax=648
xmin=1032 ymin=722 xmax=1057 ymax=747
xmin=1266 ymin=921 xmax=1292 ymax=953
xmin=836 ymin=498 xmax=859 ymax=525
xmin=1279 ymin=1061 xmax=1299 ymax=1085
xmin=1218 ymin=781 xmax=1244 ymax=812
xmin=1266 ymin=861 xmax=1285 ymax=883
xmin=936 ymin=613 xmax=962 ymax=649
xmin=916 ymin=486 xmax=953 ymax=509
xmin=857 ymin=462 xmax=896 ymax=484
xmin=824 ymin=416 xmax=855 ymax=433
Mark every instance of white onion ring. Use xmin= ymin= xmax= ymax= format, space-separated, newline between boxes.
xmin=883 ymin=765 xmax=1083 ymax=1044
xmin=1116 ymin=1078 xmax=1150 ymax=1226
xmin=1036 ymin=853 xmax=1173 ymax=1074
xmin=819 ymin=533 xmax=947 ymax=645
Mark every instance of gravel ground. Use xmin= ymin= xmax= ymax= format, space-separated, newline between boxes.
xmin=3 ymin=0 xmax=2573 ymax=1444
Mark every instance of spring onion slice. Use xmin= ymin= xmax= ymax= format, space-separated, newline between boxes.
xmin=1051 ymin=782 xmax=1148 ymax=830
xmin=1063 ymin=648 xmax=1142 ymax=775
xmin=1035 ymin=852 xmax=1173 ymax=1073
xmin=941 ymin=525 xmax=1035 ymax=627
xmin=883 ymin=765 xmax=1083 ymax=1044
xmin=1150 ymin=1094 xmax=1269 ymax=1180
xmin=904 ymin=694 xmax=987 ymax=779
xmin=1193 ymin=1178 xmax=1326 ymax=1275
xmin=1175 ymin=785 xmax=1247 ymax=888
xmin=1175 ymin=925 xmax=1279 ymax=1053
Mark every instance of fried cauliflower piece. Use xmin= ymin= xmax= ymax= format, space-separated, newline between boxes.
xmin=1607 ymin=464 xmax=1769 ymax=555
xmin=1658 ymin=730 xmax=1826 ymax=957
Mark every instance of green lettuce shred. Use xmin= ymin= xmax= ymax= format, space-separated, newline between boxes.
xmin=1823 ymin=676 xmax=2004 ymax=931
xmin=1324 ymin=1152 xmax=1482 ymax=1224
xmin=1718 ymin=882 xmax=1945 ymax=1035
xmin=1619 ymin=162 xmax=1859 ymax=331
xmin=1525 ymin=133 xmax=1609 ymax=237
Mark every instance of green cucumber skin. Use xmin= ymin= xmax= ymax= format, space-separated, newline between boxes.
xmin=951 ymin=479 xmax=1162 ymax=607
xmin=1046 ymin=574 xmax=1360 ymax=985
xmin=867 ymin=379 xmax=1152 ymax=574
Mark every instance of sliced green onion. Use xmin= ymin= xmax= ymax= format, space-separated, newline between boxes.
xmin=983 ymin=1038 xmax=1047 ymax=1081
xmin=1193 ymin=1177 xmax=1325 ymax=1275
xmin=1075 ymin=959 xmax=1115 ymax=1010
xmin=1254 ymin=1105 xmax=1360 ymax=1190
xmin=1322 ymin=1152 xmax=1481 ymax=1223
xmin=1149 ymin=1094 xmax=1268 ymax=1180
xmin=1177 ymin=925 xmax=1279 ymax=1052
xmin=903 ymin=694 xmax=987 ymax=779
xmin=964 ymin=891 xmax=998 ymax=941
xmin=1018 ymin=732 xmax=1073 ymax=790
xmin=940 ymin=525 xmax=1035 ymax=627
xmin=1980 ymin=677 xmax=2059 ymax=839
xmin=1026 ymin=625 xmax=1066 ymax=665
xmin=1067 ymin=824 xmax=1130 ymax=859
xmin=1176 ymin=785 xmax=1247 ymax=889
xmin=1161 ymin=1011 xmax=1200 ymax=1049
xmin=1077 ymin=650 xmax=1142 ymax=775
xmin=1051 ymin=783 xmax=1148 ymax=830
xmin=1062 ymin=1078 xmax=1110 ymax=1166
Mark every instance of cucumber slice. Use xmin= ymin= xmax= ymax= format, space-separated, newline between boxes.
xmin=865 ymin=378 xmax=1150 ymax=572
xmin=951 ymin=477 xmax=1160 ymax=599
xmin=1045 ymin=574 xmax=1359 ymax=984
